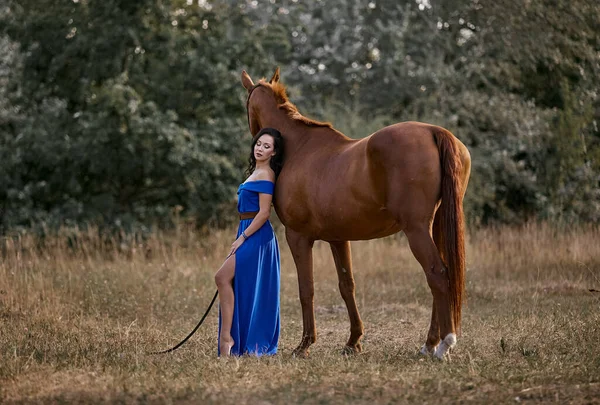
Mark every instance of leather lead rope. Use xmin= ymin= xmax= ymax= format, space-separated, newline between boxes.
xmin=148 ymin=290 xmax=219 ymax=354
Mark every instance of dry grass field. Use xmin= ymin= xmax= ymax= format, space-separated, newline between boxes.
xmin=1 ymin=222 xmax=599 ymax=404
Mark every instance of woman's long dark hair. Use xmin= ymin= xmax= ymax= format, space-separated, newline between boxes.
xmin=245 ymin=128 xmax=285 ymax=179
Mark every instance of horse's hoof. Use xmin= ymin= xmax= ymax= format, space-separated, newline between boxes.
xmin=341 ymin=343 xmax=362 ymax=355
xmin=433 ymin=333 xmax=457 ymax=361
xmin=419 ymin=344 xmax=437 ymax=356
xmin=292 ymin=348 xmax=309 ymax=358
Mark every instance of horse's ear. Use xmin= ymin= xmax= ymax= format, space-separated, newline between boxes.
xmin=269 ymin=67 xmax=280 ymax=84
xmin=241 ymin=70 xmax=255 ymax=91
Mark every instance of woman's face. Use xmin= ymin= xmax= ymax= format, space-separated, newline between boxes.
xmin=254 ymin=134 xmax=276 ymax=163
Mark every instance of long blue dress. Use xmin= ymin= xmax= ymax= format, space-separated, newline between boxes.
xmin=218 ymin=180 xmax=281 ymax=356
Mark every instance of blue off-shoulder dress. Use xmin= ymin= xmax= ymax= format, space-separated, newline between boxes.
xmin=218 ymin=180 xmax=281 ymax=356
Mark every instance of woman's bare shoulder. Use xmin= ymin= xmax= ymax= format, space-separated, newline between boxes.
xmin=254 ymin=168 xmax=276 ymax=183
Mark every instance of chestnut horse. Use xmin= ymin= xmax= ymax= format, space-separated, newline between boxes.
xmin=241 ymin=68 xmax=471 ymax=360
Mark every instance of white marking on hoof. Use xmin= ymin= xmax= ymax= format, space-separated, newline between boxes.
xmin=419 ymin=344 xmax=437 ymax=356
xmin=434 ymin=333 xmax=457 ymax=360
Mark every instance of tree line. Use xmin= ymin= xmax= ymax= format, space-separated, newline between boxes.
xmin=1 ymin=0 xmax=598 ymax=233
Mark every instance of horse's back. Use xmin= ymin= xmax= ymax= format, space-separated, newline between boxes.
xmin=367 ymin=121 xmax=469 ymax=177
xmin=366 ymin=121 xmax=443 ymax=178
xmin=367 ymin=121 xmax=443 ymax=152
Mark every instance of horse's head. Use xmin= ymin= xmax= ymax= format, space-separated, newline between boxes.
xmin=241 ymin=67 xmax=331 ymax=136
xmin=241 ymin=68 xmax=282 ymax=136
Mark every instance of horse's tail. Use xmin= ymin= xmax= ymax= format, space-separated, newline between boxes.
xmin=432 ymin=128 xmax=468 ymax=334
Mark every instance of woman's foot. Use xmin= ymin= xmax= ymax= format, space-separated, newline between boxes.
xmin=219 ymin=337 xmax=235 ymax=357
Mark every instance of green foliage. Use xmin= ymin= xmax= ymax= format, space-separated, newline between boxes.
xmin=0 ymin=0 xmax=273 ymax=232
xmin=541 ymin=83 xmax=600 ymax=222
xmin=1 ymin=0 xmax=599 ymax=231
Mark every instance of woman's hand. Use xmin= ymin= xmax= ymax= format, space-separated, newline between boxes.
xmin=229 ymin=236 xmax=245 ymax=257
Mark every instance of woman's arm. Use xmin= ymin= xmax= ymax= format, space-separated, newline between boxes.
xmin=229 ymin=192 xmax=273 ymax=255
xmin=240 ymin=192 xmax=272 ymax=237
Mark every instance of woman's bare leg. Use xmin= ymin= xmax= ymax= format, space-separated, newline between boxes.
xmin=214 ymin=254 xmax=236 ymax=356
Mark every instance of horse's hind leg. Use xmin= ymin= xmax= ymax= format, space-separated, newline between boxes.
xmin=286 ymin=227 xmax=316 ymax=358
xmin=420 ymin=208 xmax=443 ymax=355
xmin=329 ymin=241 xmax=364 ymax=354
xmin=420 ymin=300 xmax=441 ymax=355
xmin=404 ymin=224 xmax=456 ymax=360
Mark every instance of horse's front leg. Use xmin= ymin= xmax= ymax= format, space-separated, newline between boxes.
xmin=329 ymin=240 xmax=364 ymax=354
xmin=285 ymin=227 xmax=316 ymax=358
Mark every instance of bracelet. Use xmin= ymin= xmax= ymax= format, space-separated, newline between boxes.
xmin=241 ymin=231 xmax=248 ymax=240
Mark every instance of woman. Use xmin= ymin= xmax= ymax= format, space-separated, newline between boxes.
xmin=214 ymin=127 xmax=284 ymax=357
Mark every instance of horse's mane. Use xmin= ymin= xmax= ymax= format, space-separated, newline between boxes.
xmin=264 ymin=80 xmax=332 ymax=128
